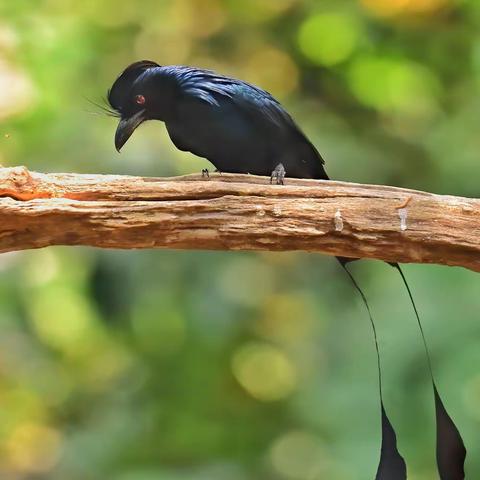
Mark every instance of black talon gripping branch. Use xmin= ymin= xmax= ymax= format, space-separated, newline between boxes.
xmin=107 ymin=60 xmax=466 ymax=478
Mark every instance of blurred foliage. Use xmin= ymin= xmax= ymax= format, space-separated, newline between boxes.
xmin=0 ymin=0 xmax=479 ymax=479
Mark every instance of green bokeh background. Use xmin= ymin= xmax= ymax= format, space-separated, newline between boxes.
xmin=0 ymin=1 xmax=479 ymax=479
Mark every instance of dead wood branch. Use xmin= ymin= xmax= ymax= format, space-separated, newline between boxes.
xmin=0 ymin=166 xmax=478 ymax=272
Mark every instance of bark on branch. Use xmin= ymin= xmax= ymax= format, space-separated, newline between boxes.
xmin=0 ymin=166 xmax=479 ymax=272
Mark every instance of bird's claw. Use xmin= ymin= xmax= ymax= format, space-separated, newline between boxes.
xmin=270 ymin=163 xmax=286 ymax=185
xmin=202 ymin=168 xmax=210 ymax=178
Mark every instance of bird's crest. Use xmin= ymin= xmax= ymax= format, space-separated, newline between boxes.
xmin=107 ymin=60 xmax=160 ymax=112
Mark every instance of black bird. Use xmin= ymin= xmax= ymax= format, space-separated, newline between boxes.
xmin=108 ymin=60 xmax=328 ymax=183
xmin=107 ymin=61 xmax=466 ymax=479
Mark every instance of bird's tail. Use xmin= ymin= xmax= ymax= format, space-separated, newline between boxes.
xmin=388 ymin=262 xmax=466 ymax=478
xmin=338 ymin=256 xmax=466 ymax=477
xmin=317 ymin=163 xmax=329 ymax=181
xmin=337 ymin=257 xmax=406 ymax=479
xmin=310 ymin=145 xmax=329 ymax=180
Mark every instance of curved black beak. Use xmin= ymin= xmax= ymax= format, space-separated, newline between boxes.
xmin=115 ymin=109 xmax=146 ymax=152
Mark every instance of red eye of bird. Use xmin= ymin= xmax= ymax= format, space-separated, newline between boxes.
xmin=135 ymin=94 xmax=146 ymax=105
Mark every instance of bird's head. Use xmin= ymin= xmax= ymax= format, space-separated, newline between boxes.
xmin=108 ymin=60 xmax=174 ymax=152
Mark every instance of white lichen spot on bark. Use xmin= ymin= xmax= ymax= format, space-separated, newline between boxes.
xmin=256 ymin=206 xmax=266 ymax=217
xmin=398 ymin=207 xmax=408 ymax=231
xmin=334 ymin=210 xmax=343 ymax=232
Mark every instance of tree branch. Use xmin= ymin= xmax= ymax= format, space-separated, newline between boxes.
xmin=0 ymin=166 xmax=478 ymax=272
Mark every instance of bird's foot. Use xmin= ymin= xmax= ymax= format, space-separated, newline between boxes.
xmin=201 ymin=168 xmax=210 ymax=178
xmin=270 ymin=163 xmax=286 ymax=185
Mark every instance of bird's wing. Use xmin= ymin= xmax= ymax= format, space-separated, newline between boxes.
xmin=176 ymin=68 xmax=294 ymax=126
xmin=163 ymin=67 xmax=266 ymax=157
xmin=170 ymin=68 xmax=325 ymax=165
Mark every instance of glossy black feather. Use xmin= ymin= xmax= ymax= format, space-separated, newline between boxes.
xmin=434 ymin=384 xmax=466 ymax=480
xmin=376 ymin=403 xmax=407 ymax=480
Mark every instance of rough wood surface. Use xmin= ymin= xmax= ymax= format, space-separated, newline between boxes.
xmin=0 ymin=166 xmax=479 ymax=272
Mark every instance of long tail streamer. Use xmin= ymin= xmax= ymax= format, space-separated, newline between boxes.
xmin=390 ymin=263 xmax=466 ymax=480
xmin=338 ymin=258 xmax=407 ymax=479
